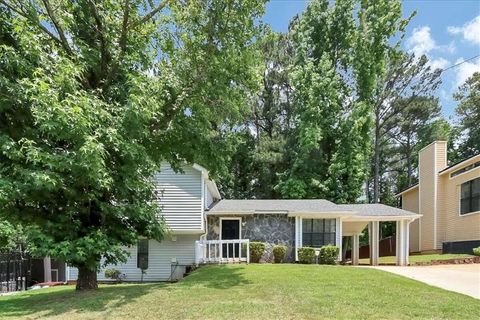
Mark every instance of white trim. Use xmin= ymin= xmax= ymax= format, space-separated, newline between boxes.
xmin=65 ymin=263 xmax=69 ymax=282
xmin=440 ymin=155 xmax=480 ymax=176
xmin=459 ymin=211 xmax=480 ymax=217
xmin=343 ymin=215 xmax=421 ymax=221
xmin=395 ymin=184 xmax=419 ymax=197
xmin=219 ymin=217 xmax=242 ymax=240
xmin=458 ymin=177 xmax=480 ymax=217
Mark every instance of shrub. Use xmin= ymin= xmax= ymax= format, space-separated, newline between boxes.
xmin=298 ymin=247 xmax=315 ymax=264
xmin=273 ymin=245 xmax=287 ymax=263
xmin=249 ymin=241 xmax=266 ymax=263
xmin=473 ymin=246 xmax=480 ymax=256
xmin=319 ymin=245 xmax=339 ymax=265
xmin=104 ymin=268 xmax=122 ymax=281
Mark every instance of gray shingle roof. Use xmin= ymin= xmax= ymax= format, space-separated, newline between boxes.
xmin=208 ymin=200 xmax=419 ymax=217
xmin=336 ymin=204 xmax=418 ymax=216
xmin=208 ymin=199 xmax=347 ymax=214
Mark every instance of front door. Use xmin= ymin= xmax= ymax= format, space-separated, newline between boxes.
xmin=221 ymin=219 xmax=240 ymax=258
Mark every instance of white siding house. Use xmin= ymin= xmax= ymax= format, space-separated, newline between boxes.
xmin=67 ymin=162 xmax=221 ymax=282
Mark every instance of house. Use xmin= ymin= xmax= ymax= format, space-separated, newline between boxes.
xmin=63 ymin=162 xmax=420 ymax=282
xmin=397 ymin=141 xmax=480 ymax=254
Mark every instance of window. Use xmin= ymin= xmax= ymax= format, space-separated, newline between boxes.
xmin=302 ymin=219 xmax=336 ymax=248
xmin=451 ymin=161 xmax=480 ymax=178
xmin=137 ymin=239 xmax=149 ymax=269
xmin=460 ymin=177 xmax=480 ymax=215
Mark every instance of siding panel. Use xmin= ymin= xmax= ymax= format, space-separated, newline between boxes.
xmin=68 ymin=235 xmax=199 ymax=282
xmin=153 ymin=163 xmax=203 ymax=232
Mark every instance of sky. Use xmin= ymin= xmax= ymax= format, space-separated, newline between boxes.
xmin=262 ymin=0 xmax=480 ymax=120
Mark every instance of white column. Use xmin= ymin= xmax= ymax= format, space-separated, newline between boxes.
xmin=369 ymin=221 xmax=379 ymax=266
xmin=295 ymin=216 xmax=299 ymax=261
xmin=352 ymin=234 xmax=360 ymax=265
xmin=336 ymin=218 xmax=343 ymax=261
xmin=396 ymin=220 xmax=410 ymax=266
xmin=43 ymin=257 xmax=52 ymax=282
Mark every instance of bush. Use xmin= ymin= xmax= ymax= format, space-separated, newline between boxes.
xmin=273 ymin=245 xmax=287 ymax=263
xmin=298 ymin=247 xmax=315 ymax=264
xmin=473 ymin=246 xmax=480 ymax=256
xmin=104 ymin=268 xmax=122 ymax=281
xmin=249 ymin=241 xmax=266 ymax=263
xmin=319 ymin=245 xmax=339 ymax=265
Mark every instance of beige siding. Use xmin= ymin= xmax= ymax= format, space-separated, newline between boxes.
xmin=68 ymin=235 xmax=199 ymax=282
xmin=402 ymin=188 xmax=419 ymax=252
xmin=153 ymin=163 xmax=203 ymax=232
xmin=419 ymin=144 xmax=436 ymax=251
xmin=441 ymin=167 xmax=480 ymax=243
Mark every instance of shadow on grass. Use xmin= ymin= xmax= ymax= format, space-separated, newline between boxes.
xmin=179 ymin=265 xmax=252 ymax=289
xmin=0 ymin=283 xmax=162 ymax=318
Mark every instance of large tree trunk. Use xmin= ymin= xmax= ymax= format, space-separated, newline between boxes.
xmin=76 ymin=265 xmax=98 ymax=290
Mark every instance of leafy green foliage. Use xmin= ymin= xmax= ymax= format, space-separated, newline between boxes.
xmin=104 ymin=268 xmax=122 ymax=282
xmin=298 ymin=247 xmax=315 ymax=264
xmin=319 ymin=245 xmax=339 ymax=265
xmin=453 ymin=72 xmax=480 ymax=160
xmin=272 ymin=245 xmax=287 ymax=263
xmin=277 ymin=0 xmax=410 ymax=203
xmin=0 ymin=0 xmax=265 ymax=288
xmin=473 ymin=247 xmax=480 ymax=257
xmin=249 ymin=242 xmax=266 ymax=263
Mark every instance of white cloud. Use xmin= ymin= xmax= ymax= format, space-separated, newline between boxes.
xmin=447 ymin=16 xmax=480 ymax=45
xmin=454 ymin=57 xmax=480 ymax=88
xmin=406 ymin=26 xmax=437 ymax=57
xmin=429 ymin=57 xmax=449 ymax=70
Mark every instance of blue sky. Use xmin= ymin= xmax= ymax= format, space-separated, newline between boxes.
xmin=263 ymin=0 xmax=480 ymax=119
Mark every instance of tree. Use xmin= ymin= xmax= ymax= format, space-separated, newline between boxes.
xmin=370 ymin=51 xmax=442 ymax=203
xmin=454 ymin=72 xmax=480 ymax=159
xmin=219 ymin=31 xmax=293 ymax=199
xmin=277 ymin=0 xmax=409 ymax=203
xmin=386 ymin=97 xmax=449 ymax=189
xmin=0 ymin=0 xmax=265 ymax=290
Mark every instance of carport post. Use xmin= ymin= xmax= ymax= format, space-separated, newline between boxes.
xmin=396 ymin=219 xmax=411 ymax=266
xmin=352 ymin=234 xmax=360 ymax=265
xmin=368 ymin=221 xmax=379 ymax=266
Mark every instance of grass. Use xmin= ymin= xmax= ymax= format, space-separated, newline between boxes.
xmin=0 ymin=264 xmax=478 ymax=319
xmin=359 ymin=253 xmax=474 ymax=265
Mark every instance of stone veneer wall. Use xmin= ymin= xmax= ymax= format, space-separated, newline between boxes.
xmin=207 ymin=214 xmax=296 ymax=262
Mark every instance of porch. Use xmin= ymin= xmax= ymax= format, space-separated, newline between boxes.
xmin=195 ymin=239 xmax=250 ymax=265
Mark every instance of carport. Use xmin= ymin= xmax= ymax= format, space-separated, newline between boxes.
xmin=339 ymin=204 xmax=421 ymax=266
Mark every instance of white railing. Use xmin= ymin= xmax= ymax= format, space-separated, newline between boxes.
xmin=195 ymin=239 xmax=250 ymax=265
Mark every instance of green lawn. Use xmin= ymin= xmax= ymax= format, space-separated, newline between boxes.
xmin=0 ymin=264 xmax=478 ymax=319
xmin=359 ymin=253 xmax=474 ymax=265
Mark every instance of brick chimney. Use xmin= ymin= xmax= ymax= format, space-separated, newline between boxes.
xmin=418 ymin=141 xmax=448 ymax=251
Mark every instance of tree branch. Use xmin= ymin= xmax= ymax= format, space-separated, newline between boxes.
xmin=133 ymin=0 xmax=169 ymax=27
xmin=41 ymin=0 xmax=72 ymax=54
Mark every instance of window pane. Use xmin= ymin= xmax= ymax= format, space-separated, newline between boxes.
xmin=312 ymin=219 xmax=324 ymax=232
xmin=460 ymin=198 xmax=471 ymax=215
xmin=137 ymin=239 xmax=149 ymax=269
xmin=461 ymin=182 xmax=471 ymax=199
xmin=471 ymin=196 xmax=480 ymax=213
xmin=302 ymin=233 xmax=312 ymax=247
xmin=325 ymin=219 xmax=336 ymax=232
xmin=302 ymin=219 xmax=312 ymax=233
xmin=472 ymin=178 xmax=480 ymax=197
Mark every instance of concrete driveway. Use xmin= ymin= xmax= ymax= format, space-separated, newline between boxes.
xmin=369 ymin=264 xmax=480 ymax=299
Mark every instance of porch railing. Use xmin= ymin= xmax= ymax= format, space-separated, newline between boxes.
xmin=195 ymin=239 xmax=250 ymax=265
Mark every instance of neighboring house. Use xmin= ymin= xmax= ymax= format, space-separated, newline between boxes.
xmin=397 ymin=141 xmax=480 ymax=254
xmin=63 ymin=162 xmax=420 ymax=282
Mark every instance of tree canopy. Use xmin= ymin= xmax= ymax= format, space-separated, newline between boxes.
xmin=0 ymin=0 xmax=265 ymax=289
